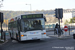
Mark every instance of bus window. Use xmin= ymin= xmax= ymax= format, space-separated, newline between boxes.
xmin=21 ymin=18 xmax=45 ymax=32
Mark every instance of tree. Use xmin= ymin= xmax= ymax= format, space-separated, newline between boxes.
xmin=69 ymin=17 xmax=75 ymax=23
xmin=64 ymin=20 xmax=69 ymax=25
xmin=4 ymin=19 xmax=8 ymax=26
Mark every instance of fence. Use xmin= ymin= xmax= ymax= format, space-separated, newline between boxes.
xmin=45 ymin=24 xmax=75 ymax=32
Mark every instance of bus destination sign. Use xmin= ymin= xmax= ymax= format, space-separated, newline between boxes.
xmin=21 ymin=14 xmax=43 ymax=19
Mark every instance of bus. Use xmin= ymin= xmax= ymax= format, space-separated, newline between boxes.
xmin=8 ymin=13 xmax=49 ymax=41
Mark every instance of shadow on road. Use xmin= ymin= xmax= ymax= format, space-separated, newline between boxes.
xmin=18 ymin=40 xmax=46 ymax=44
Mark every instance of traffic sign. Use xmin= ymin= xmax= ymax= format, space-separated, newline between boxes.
xmin=64 ymin=26 xmax=68 ymax=32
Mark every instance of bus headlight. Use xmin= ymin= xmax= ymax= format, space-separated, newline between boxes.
xmin=21 ymin=35 xmax=27 ymax=37
xmin=21 ymin=35 xmax=24 ymax=37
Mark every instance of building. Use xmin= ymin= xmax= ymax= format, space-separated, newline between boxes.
xmin=45 ymin=12 xmax=74 ymax=26
xmin=62 ymin=12 xmax=72 ymax=25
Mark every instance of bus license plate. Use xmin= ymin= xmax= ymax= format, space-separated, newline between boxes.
xmin=32 ymin=37 xmax=37 ymax=39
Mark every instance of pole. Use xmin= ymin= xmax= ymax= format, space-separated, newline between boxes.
xmin=1 ymin=22 xmax=3 ymax=39
xmin=58 ymin=19 xmax=60 ymax=28
xmin=4 ymin=32 xmax=6 ymax=41
xmin=0 ymin=0 xmax=3 ymax=39
xmin=6 ymin=20 xmax=7 ymax=31
xmin=58 ymin=18 xmax=61 ymax=37
xmin=69 ymin=26 xmax=70 ymax=35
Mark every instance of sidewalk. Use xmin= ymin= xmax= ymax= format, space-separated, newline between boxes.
xmin=48 ymin=31 xmax=73 ymax=39
xmin=0 ymin=36 xmax=10 ymax=45
xmin=48 ymin=35 xmax=73 ymax=39
xmin=0 ymin=32 xmax=10 ymax=45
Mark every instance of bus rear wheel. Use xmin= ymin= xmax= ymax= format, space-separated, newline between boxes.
xmin=9 ymin=32 xmax=13 ymax=40
xmin=16 ymin=34 xmax=19 ymax=41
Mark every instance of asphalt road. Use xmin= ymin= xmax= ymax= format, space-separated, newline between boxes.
xmin=0 ymin=34 xmax=75 ymax=50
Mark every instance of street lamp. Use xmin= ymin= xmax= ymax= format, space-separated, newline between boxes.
xmin=26 ymin=4 xmax=32 ymax=11
xmin=0 ymin=0 xmax=4 ymax=39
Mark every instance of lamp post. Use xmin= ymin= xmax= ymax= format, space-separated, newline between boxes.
xmin=0 ymin=0 xmax=3 ymax=39
xmin=26 ymin=4 xmax=32 ymax=11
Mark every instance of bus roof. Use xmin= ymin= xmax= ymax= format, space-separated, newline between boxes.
xmin=8 ymin=13 xmax=44 ymax=22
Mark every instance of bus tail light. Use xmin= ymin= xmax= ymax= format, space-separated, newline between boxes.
xmin=44 ymin=33 xmax=46 ymax=34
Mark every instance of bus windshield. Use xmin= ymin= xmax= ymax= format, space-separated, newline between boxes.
xmin=21 ymin=18 xmax=45 ymax=31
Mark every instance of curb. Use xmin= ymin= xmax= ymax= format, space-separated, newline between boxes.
xmin=48 ymin=35 xmax=73 ymax=39
xmin=57 ymin=36 xmax=73 ymax=39
xmin=0 ymin=40 xmax=8 ymax=45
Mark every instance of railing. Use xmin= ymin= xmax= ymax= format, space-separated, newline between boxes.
xmin=45 ymin=24 xmax=55 ymax=29
xmin=45 ymin=25 xmax=75 ymax=31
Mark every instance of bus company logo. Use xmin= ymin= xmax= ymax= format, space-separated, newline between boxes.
xmin=10 ymin=18 xmax=14 ymax=22
xmin=30 ymin=32 xmax=38 ymax=34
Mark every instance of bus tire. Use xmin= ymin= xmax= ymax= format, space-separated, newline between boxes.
xmin=16 ymin=34 xmax=19 ymax=41
xmin=11 ymin=37 xmax=13 ymax=40
xmin=10 ymin=32 xmax=12 ymax=40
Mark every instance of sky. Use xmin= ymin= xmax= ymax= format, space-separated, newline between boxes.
xmin=0 ymin=0 xmax=75 ymax=11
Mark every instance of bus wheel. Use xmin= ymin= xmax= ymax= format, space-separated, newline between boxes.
xmin=9 ymin=32 xmax=12 ymax=40
xmin=16 ymin=34 xmax=18 ymax=41
xmin=11 ymin=37 xmax=13 ymax=40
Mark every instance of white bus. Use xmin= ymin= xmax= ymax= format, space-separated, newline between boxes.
xmin=8 ymin=13 xmax=49 ymax=41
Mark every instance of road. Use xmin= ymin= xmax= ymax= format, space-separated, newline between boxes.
xmin=0 ymin=31 xmax=75 ymax=50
